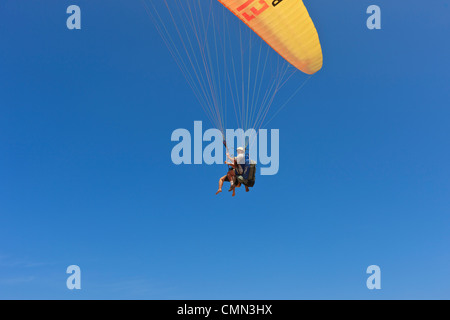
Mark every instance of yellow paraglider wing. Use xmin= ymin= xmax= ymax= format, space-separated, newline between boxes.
xmin=217 ymin=0 xmax=323 ymax=74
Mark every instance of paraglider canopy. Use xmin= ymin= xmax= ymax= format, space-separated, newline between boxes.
xmin=217 ymin=0 xmax=323 ymax=74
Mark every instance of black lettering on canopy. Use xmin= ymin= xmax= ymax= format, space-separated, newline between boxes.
xmin=272 ymin=0 xmax=284 ymax=7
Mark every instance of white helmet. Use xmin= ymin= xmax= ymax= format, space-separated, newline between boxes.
xmin=237 ymin=147 xmax=245 ymax=154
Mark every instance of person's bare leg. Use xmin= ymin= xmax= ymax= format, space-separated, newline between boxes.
xmin=231 ymin=176 xmax=238 ymax=196
xmin=227 ymin=172 xmax=235 ymax=191
xmin=216 ymin=176 xmax=226 ymax=195
xmin=245 ymin=185 xmax=250 ymax=192
xmin=228 ymin=178 xmax=234 ymax=192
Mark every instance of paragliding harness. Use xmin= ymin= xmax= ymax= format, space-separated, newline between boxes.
xmin=224 ymin=141 xmax=256 ymax=188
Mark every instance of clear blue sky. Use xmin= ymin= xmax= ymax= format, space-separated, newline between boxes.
xmin=0 ymin=0 xmax=449 ymax=299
